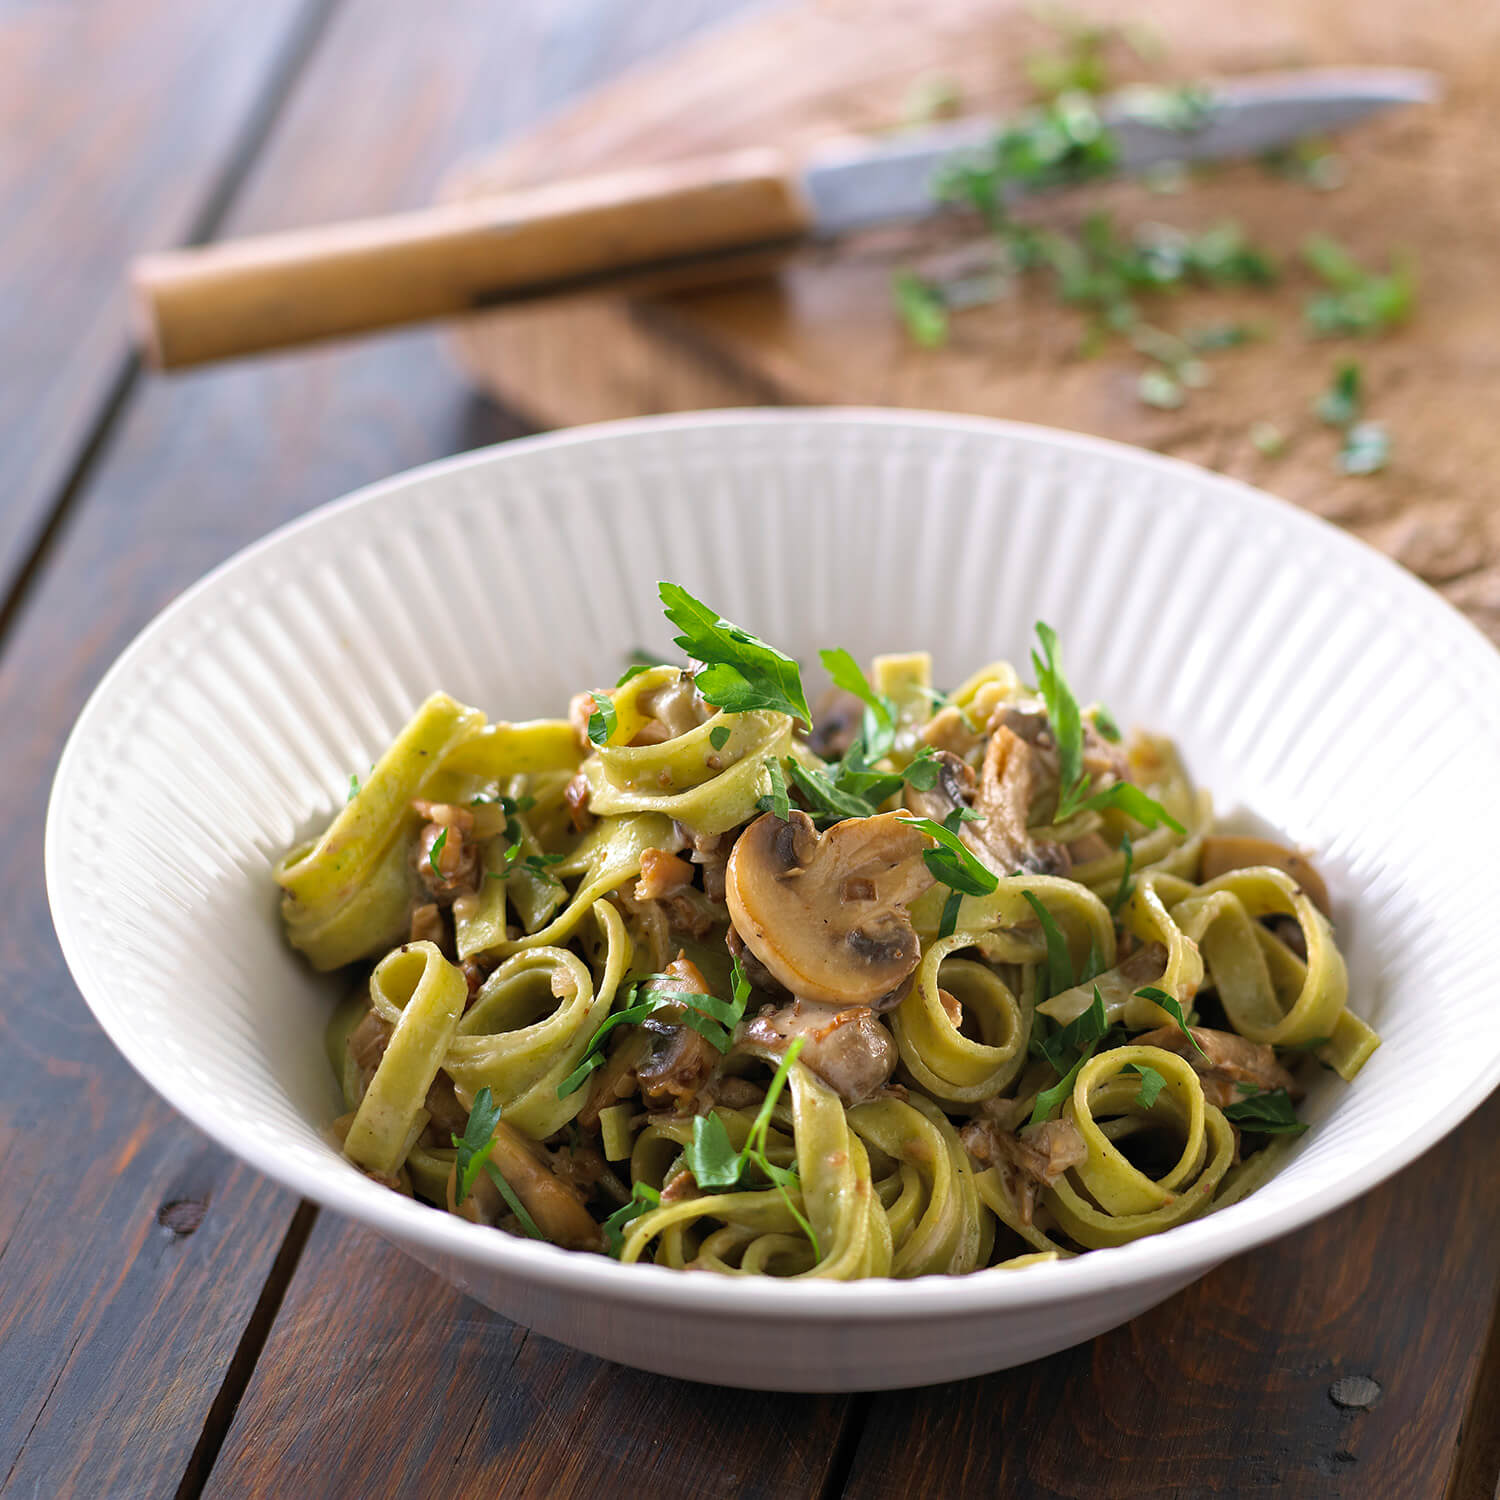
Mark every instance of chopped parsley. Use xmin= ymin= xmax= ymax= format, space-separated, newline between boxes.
xmin=1029 ymin=985 xmax=1113 ymax=1125
xmin=1133 ymin=985 xmax=1208 ymax=1060
xmin=428 ymin=827 xmax=448 ymax=879
xmin=451 ymin=1087 xmax=545 ymax=1240
xmin=680 ymin=1039 xmax=820 ymax=1257
xmin=659 ymin=582 xmax=811 ymax=726
xmin=1125 ymin=1061 xmax=1167 ymax=1108
xmin=556 ymin=968 xmax=752 ymax=1100
xmin=1032 ymin=621 xmax=1183 ymax=832
xmin=756 ymin=757 xmax=791 ymax=821
xmin=892 ymin=271 xmax=949 ymax=348
xmin=1022 ymin=889 xmax=1074 ymax=1000
xmin=1315 ymin=362 xmax=1390 ymax=476
xmin=601 ymin=1182 xmax=661 ymax=1257
xmin=1224 ymin=1084 xmax=1308 ymax=1135
xmin=709 ymin=724 xmax=732 ymax=751
xmin=901 ymin=807 xmax=998 ymax=898
xmin=1302 ymin=235 xmax=1414 ymax=338
xmin=586 ymin=691 xmax=617 ymax=746
xmin=1339 ymin=421 xmax=1390 ymax=476
xmin=346 ymin=773 xmax=360 ymax=802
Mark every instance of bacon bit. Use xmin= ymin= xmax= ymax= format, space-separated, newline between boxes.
xmin=660 ymin=1169 xmax=700 ymax=1204
xmin=415 ymin=817 xmax=480 ymax=902
xmin=411 ymin=800 xmax=475 ymax=833
xmin=409 ymin=902 xmax=444 ymax=947
xmin=564 ymin=771 xmax=596 ymax=832
xmin=636 ymin=848 xmax=695 ymax=902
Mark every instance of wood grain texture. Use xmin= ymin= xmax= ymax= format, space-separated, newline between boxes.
xmin=201 ymin=1214 xmax=852 ymax=1500
xmin=0 ymin=0 xmax=765 ymax=1496
xmin=448 ymin=0 xmax=1500 ymax=641
xmin=0 ymin=0 xmax=324 ymax=612
xmin=841 ymin=1091 xmax=1500 ymax=1500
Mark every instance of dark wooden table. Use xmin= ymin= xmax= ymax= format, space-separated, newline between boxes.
xmin=4 ymin=4 xmax=1499 ymax=1497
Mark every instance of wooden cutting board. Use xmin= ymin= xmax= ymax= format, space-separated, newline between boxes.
xmin=444 ymin=0 xmax=1500 ymax=639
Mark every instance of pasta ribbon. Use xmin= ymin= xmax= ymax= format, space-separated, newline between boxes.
xmin=583 ymin=697 xmax=794 ymax=835
xmin=488 ymin=812 xmax=674 ymax=956
xmin=1172 ymin=866 xmax=1371 ymax=1075
xmin=344 ymin=941 xmax=467 ymax=1176
xmin=276 ymin=692 xmax=484 ymax=969
xmin=891 ymin=935 xmax=1031 ymax=1104
xmin=444 ymin=899 xmax=630 ymax=1138
xmin=1042 ymin=1045 xmax=1236 ymax=1248
xmin=849 ymin=1093 xmax=987 ymax=1275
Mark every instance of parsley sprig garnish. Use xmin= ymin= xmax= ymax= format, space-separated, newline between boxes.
xmin=659 ymin=582 xmax=812 ymax=726
xmin=681 ymin=1038 xmax=821 ymax=1258
xmin=1031 ymin=621 xmax=1184 ymax=832
xmin=901 ymin=807 xmax=998 ymax=899
xmin=451 ymin=1087 xmax=546 ymax=1240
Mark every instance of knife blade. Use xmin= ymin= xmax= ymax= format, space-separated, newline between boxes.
xmin=803 ymin=67 xmax=1438 ymax=234
xmin=132 ymin=66 xmax=1436 ymax=368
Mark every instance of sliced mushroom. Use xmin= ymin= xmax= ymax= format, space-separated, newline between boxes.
xmin=447 ymin=1118 xmax=602 ymax=1250
xmin=903 ymin=731 xmax=1068 ymax=877
xmin=1199 ymin=836 xmax=1332 ymax=917
xmin=960 ymin=1117 xmax=1088 ymax=1225
xmin=742 ymin=999 xmax=897 ymax=1104
xmin=725 ymin=810 xmax=933 ymax=1007
xmin=636 ymin=954 xmax=720 ymax=1112
xmin=1131 ymin=1025 xmax=1298 ymax=1109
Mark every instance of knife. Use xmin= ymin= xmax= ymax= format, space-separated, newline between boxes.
xmin=131 ymin=67 xmax=1435 ymax=369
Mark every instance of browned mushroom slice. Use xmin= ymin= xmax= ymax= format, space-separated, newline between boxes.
xmin=447 ymin=1118 xmax=602 ymax=1251
xmin=1131 ymin=1024 xmax=1298 ymax=1109
xmin=1198 ymin=836 xmax=1331 ymax=917
xmin=903 ymin=732 xmax=1068 ymax=877
xmin=742 ymin=999 xmax=897 ymax=1105
xmin=725 ymin=810 xmax=933 ymax=1007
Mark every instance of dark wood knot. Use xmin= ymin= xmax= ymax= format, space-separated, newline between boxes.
xmin=157 ymin=1198 xmax=208 ymax=1236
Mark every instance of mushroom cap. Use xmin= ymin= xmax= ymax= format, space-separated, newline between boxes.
xmin=725 ymin=810 xmax=934 ymax=1006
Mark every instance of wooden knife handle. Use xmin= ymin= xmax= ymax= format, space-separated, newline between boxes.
xmin=131 ymin=147 xmax=811 ymax=368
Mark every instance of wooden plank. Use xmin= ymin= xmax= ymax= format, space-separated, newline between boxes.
xmin=201 ymin=1214 xmax=853 ymax=1500
xmin=0 ymin=0 xmax=327 ymax=613
xmin=447 ymin=0 xmax=1500 ymax=641
xmin=0 ymin=1 xmax=777 ymax=1495
xmin=840 ymin=1091 xmax=1500 ymax=1500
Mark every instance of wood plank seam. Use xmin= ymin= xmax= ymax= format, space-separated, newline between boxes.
xmin=821 ymin=1392 xmax=875 ymax=1500
xmin=1443 ymin=1283 xmax=1500 ymax=1500
xmin=174 ymin=1201 xmax=321 ymax=1500
xmin=0 ymin=0 xmax=344 ymax=659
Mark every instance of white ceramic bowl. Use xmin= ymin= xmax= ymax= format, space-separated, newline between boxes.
xmin=46 ymin=410 xmax=1500 ymax=1392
